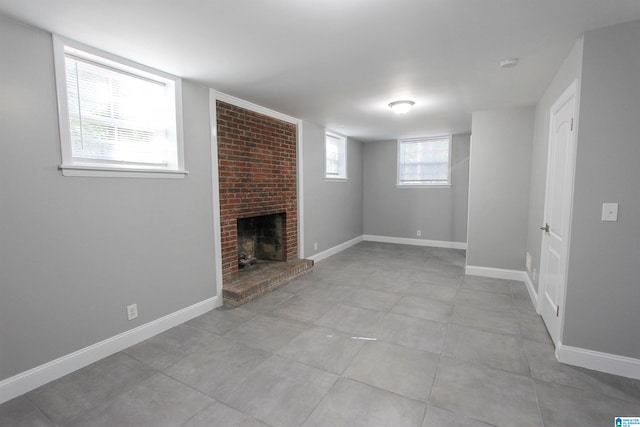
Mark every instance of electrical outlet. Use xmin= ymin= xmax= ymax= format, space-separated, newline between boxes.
xmin=314 ymin=242 xmax=318 ymax=250
xmin=127 ymin=304 xmax=138 ymax=320
xmin=416 ymin=230 xmax=421 ymax=237
xmin=526 ymin=252 xmax=531 ymax=272
xmin=601 ymin=202 xmax=618 ymax=221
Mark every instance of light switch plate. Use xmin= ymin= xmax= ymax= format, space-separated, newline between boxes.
xmin=601 ymin=203 xmax=618 ymax=222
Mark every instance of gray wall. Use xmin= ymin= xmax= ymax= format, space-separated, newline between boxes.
xmin=526 ymin=38 xmax=583 ymax=293
xmin=562 ymin=21 xmax=640 ymax=358
xmin=363 ymin=134 xmax=470 ymax=243
xmin=467 ymin=108 xmax=534 ymax=270
xmin=0 ymin=17 xmax=217 ymax=380
xmin=302 ymin=122 xmax=364 ymax=257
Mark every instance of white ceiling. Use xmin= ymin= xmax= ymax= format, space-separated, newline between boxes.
xmin=2 ymin=1 xmax=640 ymax=141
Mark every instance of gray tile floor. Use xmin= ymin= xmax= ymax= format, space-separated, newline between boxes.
xmin=2 ymin=242 xmax=639 ymax=426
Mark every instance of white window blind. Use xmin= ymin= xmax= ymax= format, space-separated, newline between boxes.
xmin=65 ymin=55 xmax=171 ymax=165
xmin=398 ymin=136 xmax=451 ymax=186
xmin=53 ymin=35 xmax=186 ymax=177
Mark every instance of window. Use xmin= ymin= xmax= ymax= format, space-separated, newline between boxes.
xmin=53 ymin=35 xmax=186 ymax=178
xmin=397 ymin=136 xmax=452 ymax=187
xmin=325 ymin=132 xmax=347 ymax=179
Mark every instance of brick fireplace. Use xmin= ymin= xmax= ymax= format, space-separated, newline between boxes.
xmin=217 ymin=100 xmax=311 ymax=305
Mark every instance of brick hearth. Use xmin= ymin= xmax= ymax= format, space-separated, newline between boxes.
xmin=223 ymin=259 xmax=314 ymax=307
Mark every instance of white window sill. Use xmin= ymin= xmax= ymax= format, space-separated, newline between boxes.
xmin=396 ymin=184 xmax=451 ymax=189
xmin=324 ymin=177 xmax=349 ymax=182
xmin=59 ymin=164 xmax=189 ymax=178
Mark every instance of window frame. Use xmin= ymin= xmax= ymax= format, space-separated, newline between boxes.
xmin=324 ymin=131 xmax=348 ymax=181
xmin=52 ymin=35 xmax=187 ymax=178
xmin=396 ymin=135 xmax=452 ymax=188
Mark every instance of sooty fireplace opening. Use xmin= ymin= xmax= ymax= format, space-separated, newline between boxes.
xmin=237 ymin=213 xmax=286 ymax=268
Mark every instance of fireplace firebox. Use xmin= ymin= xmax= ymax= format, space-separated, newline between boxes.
xmin=237 ymin=213 xmax=286 ymax=268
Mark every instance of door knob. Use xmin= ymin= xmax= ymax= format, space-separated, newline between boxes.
xmin=540 ymin=223 xmax=550 ymax=232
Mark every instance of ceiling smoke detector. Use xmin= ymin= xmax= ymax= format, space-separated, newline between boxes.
xmin=500 ymin=58 xmax=520 ymax=69
xmin=388 ymin=100 xmax=415 ymax=114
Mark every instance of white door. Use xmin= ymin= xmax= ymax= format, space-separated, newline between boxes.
xmin=538 ymin=80 xmax=578 ymax=346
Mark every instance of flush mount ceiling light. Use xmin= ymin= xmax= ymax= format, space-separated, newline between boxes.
xmin=500 ymin=57 xmax=519 ymax=69
xmin=388 ymin=100 xmax=415 ymax=114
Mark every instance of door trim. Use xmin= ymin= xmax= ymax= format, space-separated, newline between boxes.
xmin=537 ymin=79 xmax=580 ymax=346
xmin=208 ymin=89 xmax=224 ymax=307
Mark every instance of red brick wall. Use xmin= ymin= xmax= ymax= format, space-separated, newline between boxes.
xmin=217 ymin=101 xmax=298 ymax=280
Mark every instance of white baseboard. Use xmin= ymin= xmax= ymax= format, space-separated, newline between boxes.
xmin=464 ymin=266 xmax=640 ymax=380
xmin=465 ymin=265 xmax=539 ymax=310
xmin=363 ymin=235 xmax=467 ymax=250
xmin=0 ymin=295 xmax=220 ymax=405
xmin=309 ymin=235 xmax=364 ymax=262
xmin=464 ymin=265 xmax=525 ymax=281
xmin=556 ymin=342 xmax=640 ymax=380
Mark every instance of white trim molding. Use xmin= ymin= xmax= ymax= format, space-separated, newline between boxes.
xmin=522 ymin=272 xmax=539 ymax=310
xmin=214 ymin=92 xmax=297 ymax=124
xmin=464 ymin=265 xmax=539 ymax=309
xmin=364 ymin=235 xmax=467 ymax=250
xmin=0 ymin=296 xmax=218 ymax=405
xmin=58 ymin=164 xmax=189 ymax=179
xmin=208 ymin=89 xmax=224 ymax=305
xmin=556 ymin=342 xmax=640 ymax=380
xmin=53 ymin=35 xmax=186 ymax=178
xmin=465 ymin=265 xmax=526 ymax=281
xmin=309 ymin=235 xmax=364 ymax=262
xmin=297 ymin=120 xmax=305 ymax=259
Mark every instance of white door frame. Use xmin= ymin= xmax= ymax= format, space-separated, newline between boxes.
xmin=537 ymin=79 xmax=580 ymax=347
